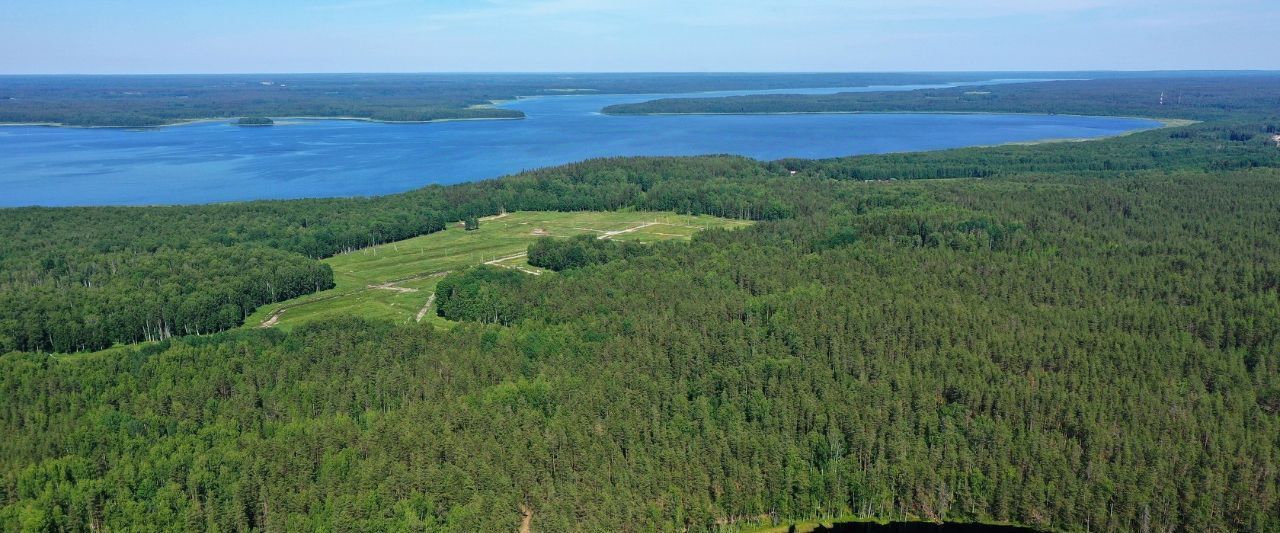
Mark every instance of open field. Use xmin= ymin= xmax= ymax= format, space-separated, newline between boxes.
xmin=245 ymin=210 xmax=750 ymax=331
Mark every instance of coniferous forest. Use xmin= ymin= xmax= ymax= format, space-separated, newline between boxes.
xmin=2 ymin=76 xmax=1279 ymax=531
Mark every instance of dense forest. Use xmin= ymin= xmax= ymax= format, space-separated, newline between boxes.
xmin=2 ymin=76 xmax=1279 ymax=531
xmin=3 ymin=168 xmax=1277 ymax=531
xmin=0 ymin=72 xmax=1036 ymax=127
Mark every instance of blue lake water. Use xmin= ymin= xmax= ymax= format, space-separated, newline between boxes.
xmin=0 ymin=82 xmax=1159 ymax=207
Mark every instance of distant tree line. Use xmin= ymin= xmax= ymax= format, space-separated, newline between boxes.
xmin=0 ymin=72 xmax=1044 ymax=127
xmin=604 ymin=76 xmax=1280 ymax=122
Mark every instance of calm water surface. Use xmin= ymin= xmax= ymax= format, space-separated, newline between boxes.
xmin=0 ymin=82 xmax=1158 ymax=206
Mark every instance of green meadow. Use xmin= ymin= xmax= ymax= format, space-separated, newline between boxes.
xmin=245 ymin=210 xmax=749 ymax=331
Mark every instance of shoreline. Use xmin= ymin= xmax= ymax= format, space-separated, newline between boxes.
xmin=2 ymin=111 xmax=1192 ymax=132
xmin=268 ymin=115 xmax=524 ymax=125
xmin=600 ymin=109 xmax=1196 ymax=148
xmin=0 ymin=117 xmax=230 ymax=129
xmin=601 ymin=109 xmax=1196 ymax=127
xmin=0 ymin=114 xmax=525 ymax=130
xmin=0 ymin=80 xmax=1078 ymax=130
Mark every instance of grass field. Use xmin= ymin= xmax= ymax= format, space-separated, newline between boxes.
xmin=245 ymin=211 xmax=750 ymax=331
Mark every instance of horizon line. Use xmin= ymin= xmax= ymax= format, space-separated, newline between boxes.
xmin=2 ymin=69 xmax=1279 ymax=77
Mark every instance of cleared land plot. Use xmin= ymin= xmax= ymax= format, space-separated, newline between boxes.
xmin=246 ymin=211 xmax=749 ymax=331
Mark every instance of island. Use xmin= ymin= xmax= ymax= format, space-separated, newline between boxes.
xmin=236 ymin=116 xmax=274 ymax=126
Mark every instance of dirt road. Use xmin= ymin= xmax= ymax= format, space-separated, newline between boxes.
xmin=415 ymin=293 xmax=437 ymax=322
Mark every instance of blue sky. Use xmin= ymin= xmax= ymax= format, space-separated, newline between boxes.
xmin=2 ymin=0 xmax=1277 ymax=73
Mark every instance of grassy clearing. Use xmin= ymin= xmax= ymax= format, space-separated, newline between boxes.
xmin=246 ymin=211 xmax=749 ymax=331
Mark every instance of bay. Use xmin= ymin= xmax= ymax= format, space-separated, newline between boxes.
xmin=0 ymin=81 xmax=1158 ymax=206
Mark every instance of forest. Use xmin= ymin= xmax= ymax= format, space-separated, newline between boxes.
xmin=0 ymin=155 xmax=789 ymax=352
xmin=1 ymin=75 xmax=1279 ymax=531
xmin=527 ymin=234 xmax=654 ymax=272
xmin=0 ymin=72 xmax=1033 ymax=128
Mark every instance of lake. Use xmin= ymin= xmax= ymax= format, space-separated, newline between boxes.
xmin=0 ymin=82 xmax=1159 ymax=207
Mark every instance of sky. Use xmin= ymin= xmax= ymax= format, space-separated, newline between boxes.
xmin=1 ymin=0 xmax=1277 ymax=74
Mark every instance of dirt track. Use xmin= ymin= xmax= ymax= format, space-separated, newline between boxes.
xmin=597 ymin=222 xmax=657 ymax=239
xmin=485 ymin=252 xmax=528 ymax=265
xmin=415 ymin=294 xmax=437 ymax=322
xmin=519 ymin=504 xmax=533 ymax=533
xmin=368 ymin=282 xmax=419 ymax=293
xmin=259 ymin=309 xmax=285 ymax=328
